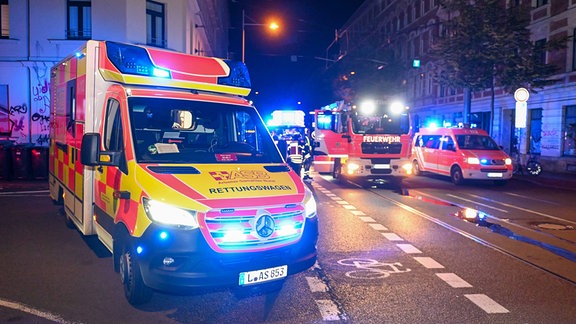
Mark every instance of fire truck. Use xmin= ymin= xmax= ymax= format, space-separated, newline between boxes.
xmin=312 ymin=99 xmax=413 ymax=185
xmin=48 ymin=40 xmax=318 ymax=305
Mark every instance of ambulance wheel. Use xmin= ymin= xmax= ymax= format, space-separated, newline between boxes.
xmin=451 ymin=166 xmax=464 ymax=185
xmin=412 ymin=160 xmax=422 ymax=176
xmin=119 ymin=244 xmax=153 ymax=305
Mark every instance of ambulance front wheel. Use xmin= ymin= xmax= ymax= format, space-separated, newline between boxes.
xmin=451 ymin=166 xmax=464 ymax=185
xmin=119 ymin=243 xmax=153 ymax=305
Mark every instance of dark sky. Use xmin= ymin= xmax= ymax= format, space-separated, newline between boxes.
xmin=229 ymin=0 xmax=364 ymax=118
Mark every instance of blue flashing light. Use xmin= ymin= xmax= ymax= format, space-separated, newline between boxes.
xmin=222 ymin=228 xmax=247 ymax=243
xmin=277 ymin=222 xmax=298 ymax=237
xmin=136 ymin=246 xmax=144 ymax=254
xmin=106 ymin=41 xmax=171 ymax=79
xmin=152 ymin=67 xmax=171 ymax=78
xmin=159 ymin=231 xmax=169 ymax=240
xmin=219 ymin=60 xmax=251 ymax=89
xmin=426 ymin=121 xmax=439 ymax=130
xmin=480 ymin=158 xmax=489 ymax=165
xmin=75 ymin=52 xmax=85 ymax=59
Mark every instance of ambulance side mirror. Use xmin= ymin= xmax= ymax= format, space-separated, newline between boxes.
xmin=81 ymin=133 xmax=121 ymax=167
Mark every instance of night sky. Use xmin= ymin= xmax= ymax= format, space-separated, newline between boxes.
xmin=229 ymin=0 xmax=364 ymax=119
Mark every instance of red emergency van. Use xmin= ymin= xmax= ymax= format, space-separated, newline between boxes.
xmin=411 ymin=127 xmax=513 ymax=185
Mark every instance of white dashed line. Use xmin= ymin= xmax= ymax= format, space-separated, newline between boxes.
xmin=342 ymin=205 xmax=356 ymax=210
xmin=413 ymin=257 xmax=444 ymax=269
xmin=436 ymin=273 xmax=473 ymax=288
xmin=305 ymin=276 xmax=329 ymax=293
xmin=335 ymin=200 xmax=350 ymax=204
xmin=359 ymin=216 xmax=376 ymax=222
xmin=369 ymin=223 xmax=389 ymax=231
xmin=465 ymin=294 xmax=509 ymax=313
xmin=381 ymin=232 xmax=403 ymax=241
xmin=396 ymin=244 xmax=422 ymax=254
xmin=350 ymin=210 xmax=366 ymax=216
xmin=315 ymin=299 xmax=343 ymax=321
xmin=330 ymin=196 xmax=342 ymax=200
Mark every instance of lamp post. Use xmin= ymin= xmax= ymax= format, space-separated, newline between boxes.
xmin=241 ymin=9 xmax=279 ymax=63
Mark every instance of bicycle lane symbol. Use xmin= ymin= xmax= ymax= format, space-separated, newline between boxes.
xmin=337 ymin=258 xmax=411 ymax=279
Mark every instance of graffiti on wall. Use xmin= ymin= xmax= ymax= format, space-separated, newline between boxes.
xmin=0 ymin=63 xmax=51 ymax=146
xmin=540 ymin=127 xmax=560 ymax=154
xmin=31 ymin=64 xmax=51 ymax=146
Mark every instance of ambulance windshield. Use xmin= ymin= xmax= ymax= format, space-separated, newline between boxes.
xmin=129 ymin=98 xmax=283 ymax=164
xmin=457 ymin=135 xmax=501 ymax=150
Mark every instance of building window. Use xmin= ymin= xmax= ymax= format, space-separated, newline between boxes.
xmin=147 ymin=0 xmax=166 ymax=48
xmin=67 ymin=0 xmax=91 ymax=39
xmin=0 ymin=85 xmax=12 ymax=135
xmin=564 ymin=105 xmax=576 ymax=157
xmin=529 ymin=108 xmax=542 ymax=154
xmin=535 ymin=0 xmax=548 ymax=7
xmin=535 ymin=39 xmax=547 ymax=65
xmin=572 ymin=28 xmax=576 ymax=71
xmin=0 ymin=0 xmax=8 ymax=39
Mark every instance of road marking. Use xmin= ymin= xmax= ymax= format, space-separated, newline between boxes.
xmin=436 ymin=273 xmax=473 ymax=288
xmin=465 ymin=294 xmax=509 ymax=313
xmin=369 ymin=223 xmax=388 ymax=231
xmin=396 ymin=244 xmax=422 ymax=254
xmin=413 ymin=257 xmax=444 ymax=269
xmin=381 ymin=232 xmax=403 ymax=241
xmin=0 ymin=298 xmax=73 ymax=323
xmin=350 ymin=210 xmax=366 ymax=216
xmin=343 ymin=205 xmax=357 ymax=210
xmin=315 ymin=299 xmax=344 ymax=321
xmin=330 ymin=196 xmax=342 ymax=200
xmin=359 ymin=216 xmax=376 ymax=222
xmin=305 ymin=276 xmax=328 ymax=292
xmin=335 ymin=200 xmax=349 ymax=204
xmin=0 ymin=190 xmax=49 ymax=196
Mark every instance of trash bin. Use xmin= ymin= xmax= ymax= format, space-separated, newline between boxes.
xmin=31 ymin=146 xmax=49 ymax=179
xmin=11 ymin=144 xmax=32 ymax=180
xmin=0 ymin=140 xmax=13 ymax=180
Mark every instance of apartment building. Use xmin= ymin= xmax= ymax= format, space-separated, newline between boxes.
xmin=0 ymin=0 xmax=228 ymax=147
xmin=333 ymin=0 xmax=576 ymax=173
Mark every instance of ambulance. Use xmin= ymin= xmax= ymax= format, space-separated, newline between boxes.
xmin=48 ymin=40 xmax=318 ymax=305
xmin=411 ymin=126 xmax=513 ymax=185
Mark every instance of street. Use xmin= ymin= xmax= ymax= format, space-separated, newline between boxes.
xmin=1 ymin=173 xmax=575 ymax=323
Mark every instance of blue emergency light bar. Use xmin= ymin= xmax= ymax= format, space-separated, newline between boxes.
xmin=106 ymin=41 xmax=171 ymax=78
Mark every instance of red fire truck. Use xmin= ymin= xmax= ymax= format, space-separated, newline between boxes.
xmin=312 ymin=99 xmax=413 ymax=186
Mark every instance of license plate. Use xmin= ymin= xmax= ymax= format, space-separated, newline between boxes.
xmin=373 ymin=164 xmax=391 ymax=169
xmin=239 ymin=265 xmax=287 ymax=286
xmin=487 ymin=172 xmax=503 ymax=178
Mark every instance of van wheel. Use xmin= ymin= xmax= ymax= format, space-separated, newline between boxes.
xmin=412 ymin=160 xmax=422 ymax=176
xmin=119 ymin=243 xmax=153 ymax=305
xmin=451 ymin=166 xmax=464 ymax=185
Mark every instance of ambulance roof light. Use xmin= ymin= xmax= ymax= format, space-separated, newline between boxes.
xmin=218 ymin=60 xmax=251 ymax=89
xmin=106 ymin=41 xmax=172 ymax=79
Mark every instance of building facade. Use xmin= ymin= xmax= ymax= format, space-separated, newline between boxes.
xmin=332 ymin=0 xmax=576 ymax=173
xmin=0 ymin=0 xmax=228 ymax=147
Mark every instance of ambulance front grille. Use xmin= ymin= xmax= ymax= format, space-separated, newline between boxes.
xmin=203 ymin=206 xmax=305 ymax=251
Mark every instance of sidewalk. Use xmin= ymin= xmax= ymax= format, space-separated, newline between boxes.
xmin=513 ymin=171 xmax=576 ymax=191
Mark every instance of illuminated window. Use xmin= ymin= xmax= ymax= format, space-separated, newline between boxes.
xmin=0 ymin=0 xmax=8 ymax=39
xmin=67 ymin=0 xmax=91 ymax=39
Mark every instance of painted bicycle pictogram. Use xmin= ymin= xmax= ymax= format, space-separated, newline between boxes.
xmin=337 ymin=258 xmax=411 ymax=279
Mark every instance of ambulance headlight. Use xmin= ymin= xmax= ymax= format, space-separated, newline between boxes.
xmin=143 ymin=198 xmax=199 ymax=229
xmin=346 ymin=162 xmax=360 ymax=174
xmin=303 ymin=188 xmax=317 ymax=219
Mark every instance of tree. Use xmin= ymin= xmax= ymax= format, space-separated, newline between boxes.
xmin=432 ymin=0 xmax=565 ymax=134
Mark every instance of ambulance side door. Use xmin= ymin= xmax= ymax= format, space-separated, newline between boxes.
xmin=93 ymin=95 xmax=130 ymax=241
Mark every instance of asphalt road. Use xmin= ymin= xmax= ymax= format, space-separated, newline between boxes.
xmin=1 ymin=173 xmax=575 ymax=323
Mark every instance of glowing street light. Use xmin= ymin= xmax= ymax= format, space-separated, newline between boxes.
xmin=242 ymin=10 xmax=280 ymax=63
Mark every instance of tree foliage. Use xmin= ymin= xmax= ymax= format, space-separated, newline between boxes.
xmin=432 ymin=0 xmax=563 ymax=95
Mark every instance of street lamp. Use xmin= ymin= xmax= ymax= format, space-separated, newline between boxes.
xmin=242 ymin=9 xmax=280 ymax=63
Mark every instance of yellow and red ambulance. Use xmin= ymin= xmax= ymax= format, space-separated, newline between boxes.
xmin=411 ymin=126 xmax=513 ymax=185
xmin=48 ymin=40 xmax=318 ymax=305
